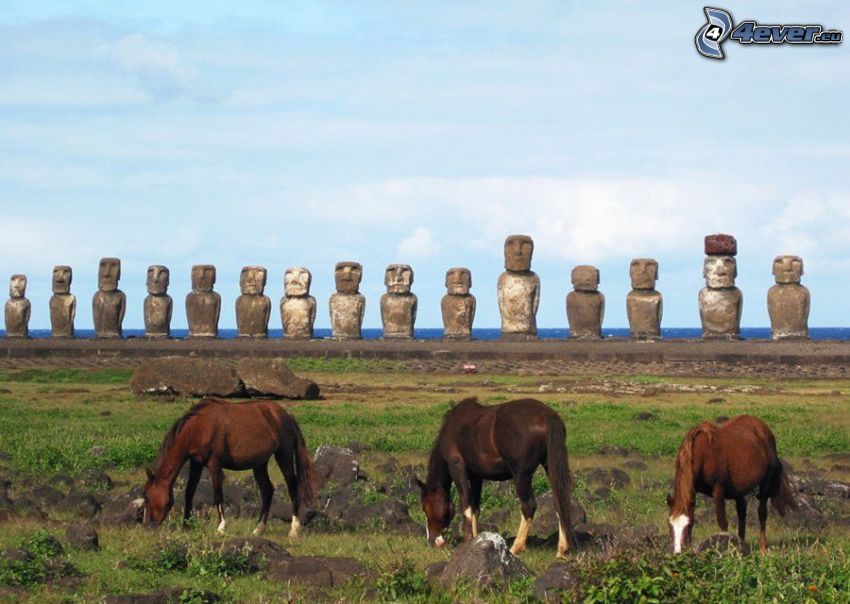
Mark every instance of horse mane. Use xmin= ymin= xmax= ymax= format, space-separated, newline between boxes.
xmin=152 ymin=398 xmax=222 ymax=470
xmin=671 ymin=421 xmax=717 ymax=516
xmin=425 ymin=398 xmax=481 ymax=488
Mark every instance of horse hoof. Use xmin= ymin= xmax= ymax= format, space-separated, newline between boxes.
xmin=509 ymin=546 xmax=525 ymax=556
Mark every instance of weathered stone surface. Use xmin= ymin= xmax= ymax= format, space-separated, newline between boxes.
xmin=440 ymin=532 xmax=532 ymax=589
xmin=533 ymin=562 xmax=578 ymax=603
xmin=314 ymin=446 xmax=361 ymax=490
xmin=381 ymin=265 xmax=417 ymax=339
xmin=103 ymin=588 xmax=220 ymax=604
xmin=144 ymin=265 xmax=172 ymax=338
xmin=330 ymin=262 xmax=365 ymax=339
xmin=186 ymin=264 xmax=221 ymax=338
xmin=50 ymin=265 xmax=75 ymax=338
xmin=531 ymin=492 xmax=587 ymax=538
xmin=498 ymin=236 xmax=539 ymax=338
xmin=100 ymin=491 xmax=145 ymax=526
xmin=705 ymin=233 xmax=737 ymax=256
xmin=236 ymin=266 xmax=270 ymax=338
xmin=567 ymin=266 xmax=604 ymax=340
xmin=280 ymin=267 xmax=316 ymax=339
xmin=695 ymin=532 xmax=750 ymax=555
xmin=129 ymin=357 xmax=243 ymax=397
xmin=4 ymin=274 xmax=30 ymax=338
xmin=699 ymin=288 xmax=742 ymax=339
xmin=627 ymin=258 xmax=662 ymax=339
xmin=222 ymin=537 xmax=290 ymax=569
xmin=442 ymin=268 xmax=476 ymax=340
xmin=768 ymin=256 xmax=809 ymax=340
xmin=700 ymin=255 xmax=742 ymax=339
xmin=266 ymin=556 xmax=370 ymax=588
xmin=236 ymin=358 xmax=319 ymax=399
xmin=66 ymin=521 xmax=99 ymax=551
xmin=93 ymin=258 xmax=125 ymax=338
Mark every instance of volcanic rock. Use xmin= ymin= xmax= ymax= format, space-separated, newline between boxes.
xmin=440 ymin=532 xmax=531 ymax=589
xmin=236 ymin=359 xmax=320 ymax=400
xmin=130 ymin=357 xmax=242 ymax=397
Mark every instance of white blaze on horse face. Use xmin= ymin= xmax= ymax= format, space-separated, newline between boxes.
xmin=670 ymin=514 xmax=690 ymax=554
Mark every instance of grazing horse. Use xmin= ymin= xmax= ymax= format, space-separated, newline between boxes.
xmin=417 ymin=397 xmax=576 ymax=558
xmin=667 ymin=414 xmax=796 ymax=554
xmin=143 ymin=398 xmax=316 ymax=538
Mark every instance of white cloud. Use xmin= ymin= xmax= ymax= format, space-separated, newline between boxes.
xmin=397 ymin=226 xmax=440 ymax=258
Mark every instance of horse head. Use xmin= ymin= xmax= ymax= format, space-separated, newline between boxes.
xmin=416 ymin=478 xmax=454 ymax=547
xmin=666 ymin=492 xmax=694 ymax=554
xmin=143 ymin=466 xmax=173 ymax=527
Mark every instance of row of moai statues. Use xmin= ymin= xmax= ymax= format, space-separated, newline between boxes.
xmin=3 ymin=234 xmax=811 ymax=340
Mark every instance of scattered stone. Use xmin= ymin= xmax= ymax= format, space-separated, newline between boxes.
xmin=634 ymin=412 xmax=657 ymax=422
xmin=532 ymin=493 xmax=587 ymax=537
xmin=64 ymin=490 xmax=101 ymax=518
xmin=30 ymin=485 xmax=65 ymax=508
xmin=533 ymin=562 xmax=578 ymax=603
xmin=266 ymin=556 xmax=370 ymax=588
xmin=425 ymin=561 xmax=447 ymax=582
xmin=696 ymin=532 xmax=750 ymax=555
xmin=596 ymin=445 xmax=632 ymax=457
xmin=315 ymin=446 xmax=361 ymax=490
xmin=624 ymin=459 xmax=648 ymax=471
xmin=715 ymin=415 xmax=730 ymax=423
xmin=83 ymin=469 xmax=114 ymax=490
xmin=222 ymin=537 xmax=290 ymax=569
xmin=100 ymin=492 xmax=144 ymax=526
xmin=707 ymin=397 xmax=726 ymax=404
xmin=66 ymin=522 xmax=99 ymax=551
xmin=130 ymin=357 xmax=243 ymax=397
xmin=440 ymin=532 xmax=531 ymax=589
xmin=103 ymin=588 xmax=219 ymax=604
xmin=49 ymin=474 xmax=74 ymax=489
xmin=236 ymin=358 xmax=320 ymax=400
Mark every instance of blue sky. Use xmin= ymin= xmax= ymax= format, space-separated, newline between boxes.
xmin=1 ymin=1 xmax=848 ymax=329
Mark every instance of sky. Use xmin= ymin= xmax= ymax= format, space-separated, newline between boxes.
xmin=1 ymin=1 xmax=848 ymax=330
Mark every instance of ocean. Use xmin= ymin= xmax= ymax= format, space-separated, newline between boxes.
xmin=8 ymin=328 xmax=850 ymax=340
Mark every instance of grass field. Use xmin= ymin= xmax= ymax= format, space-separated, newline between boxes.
xmin=1 ymin=362 xmax=849 ymax=602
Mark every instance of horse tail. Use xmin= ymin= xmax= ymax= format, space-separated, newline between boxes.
xmin=291 ymin=417 xmax=317 ymax=508
xmin=545 ymin=414 xmax=577 ymax=548
xmin=770 ymin=459 xmax=797 ymax=517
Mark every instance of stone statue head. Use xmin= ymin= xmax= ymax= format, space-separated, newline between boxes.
xmin=630 ymin=258 xmax=658 ymax=290
xmin=98 ymin=258 xmax=121 ymax=292
xmin=504 ymin=235 xmax=534 ymax=272
xmin=571 ymin=265 xmax=600 ymax=292
xmin=240 ymin=266 xmax=267 ymax=295
xmin=773 ymin=255 xmax=803 ymax=284
xmin=52 ymin=265 xmax=72 ymax=295
xmin=385 ymin=264 xmax=414 ymax=294
xmin=146 ymin=265 xmax=170 ymax=295
xmin=9 ymin=274 xmax=26 ymax=299
xmin=284 ymin=267 xmax=312 ymax=297
xmin=445 ymin=267 xmax=472 ymax=295
xmin=334 ymin=261 xmax=363 ymax=294
xmin=703 ymin=256 xmax=737 ymax=289
xmin=191 ymin=265 xmax=216 ymax=293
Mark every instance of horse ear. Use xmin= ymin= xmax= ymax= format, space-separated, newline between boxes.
xmin=415 ymin=478 xmax=427 ymax=493
xmin=666 ymin=493 xmax=674 ymax=509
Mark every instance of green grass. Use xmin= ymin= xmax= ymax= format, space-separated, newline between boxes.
xmin=0 ymin=368 xmax=132 ymax=384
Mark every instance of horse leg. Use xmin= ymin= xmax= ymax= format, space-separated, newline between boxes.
xmin=509 ymin=472 xmax=536 ymax=556
xmin=183 ymin=460 xmax=203 ymax=523
xmin=251 ymin=464 xmax=274 ymax=536
xmin=208 ymin=461 xmax=226 ymax=533
xmin=713 ymin=484 xmax=728 ymax=533
xmin=447 ymin=460 xmax=473 ymax=541
xmin=468 ymin=476 xmax=482 ymax=538
xmin=757 ymin=495 xmax=768 ymax=554
xmin=735 ymin=497 xmax=747 ymax=541
xmin=274 ymin=451 xmax=301 ymax=539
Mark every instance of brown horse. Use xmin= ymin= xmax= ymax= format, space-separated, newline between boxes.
xmin=667 ymin=414 xmax=796 ymax=554
xmin=417 ymin=397 xmax=576 ymax=558
xmin=143 ymin=398 xmax=315 ymax=538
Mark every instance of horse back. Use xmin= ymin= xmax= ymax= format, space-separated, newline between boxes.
xmin=699 ymin=415 xmax=778 ymax=493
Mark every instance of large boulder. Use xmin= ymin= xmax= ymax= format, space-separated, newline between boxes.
xmin=236 ymin=359 xmax=320 ymax=400
xmin=315 ymin=446 xmax=362 ymax=490
xmin=266 ymin=556 xmax=370 ymax=588
xmin=130 ymin=358 xmax=243 ymax=397
xmin=440 ymin=532 xmax=531 ymax=589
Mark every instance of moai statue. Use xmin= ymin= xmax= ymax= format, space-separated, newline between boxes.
xmin=280 ymin=267 xmax=316 ymax=339
xmin=441 ymin=267 xmax=476 ymax=339
xmin=626 ymin=258 xmax=662 ymax=339
xmin=497 ymin=235 xmax=540 ymax=339
xmin=5 ymin=274 xmax=30 ymax=338
xmin=329 ymin=262 xmax=366 ymax=340
xmin=50 ymin=265 xmax=76 ymax=338
xmin=144 ymin=265 xmax=172 ymax=338
xmin=699 ymin=234 xmax=742 ymax=339
xmin=767 ymin=255 xmax=809 ymax=340
xmin=566 ymin=265 xmax=604 ymax=339
xmin=236 ymin=266 xmax=271 ymax=338
xmin=381 ymin=264 xmax=417 ymax=339
xmin=186 ymin=265 xmax=221 ymax=338
xmin=92 ymin=257 xmax=125 ymax=338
